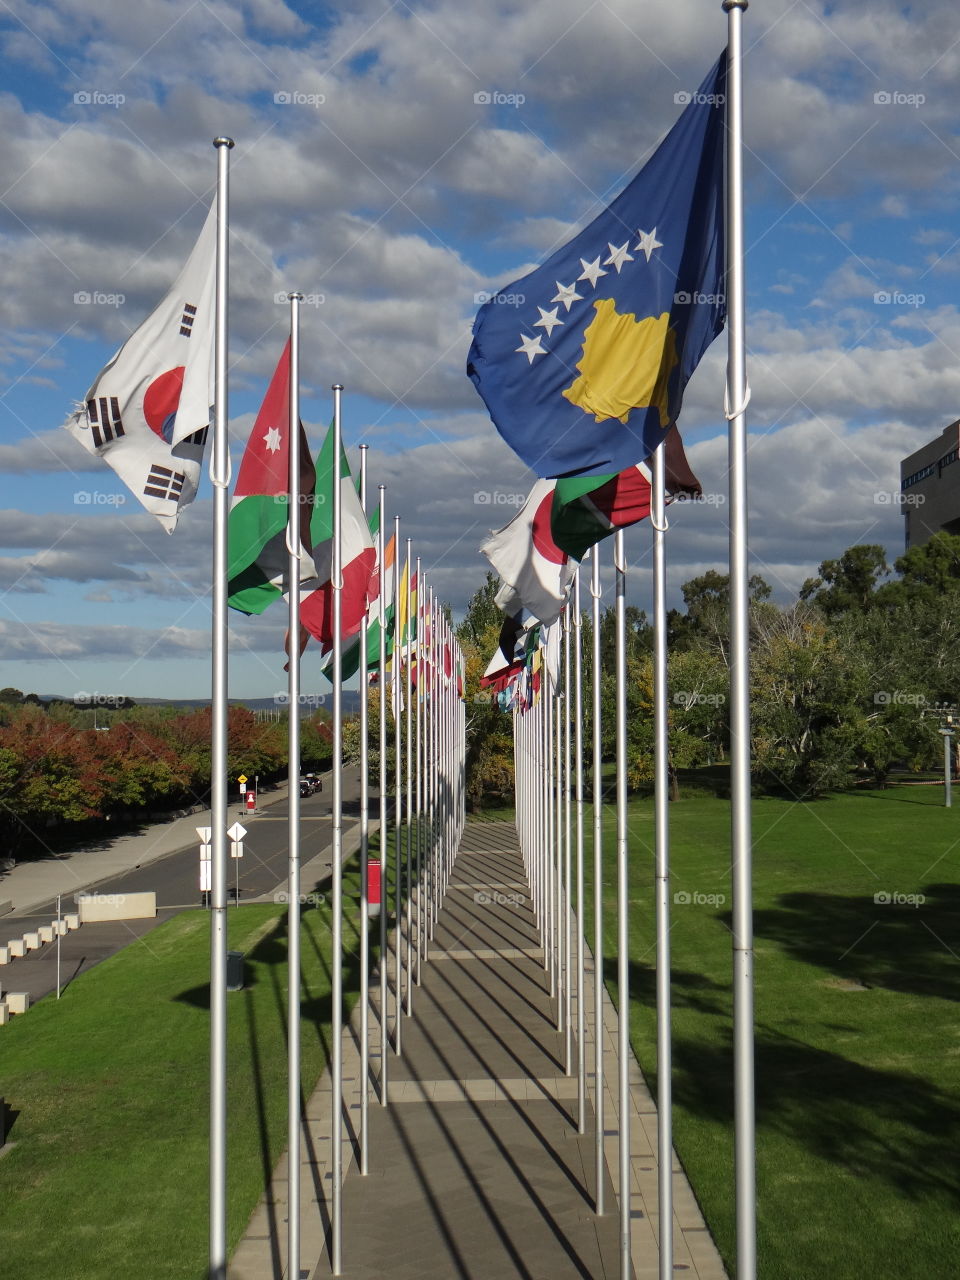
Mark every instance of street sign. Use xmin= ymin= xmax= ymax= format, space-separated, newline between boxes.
xmin=199 ymin=860 xmax=212 ymax=892
xmin=230 ymin=843 xmax=244 ymax=860
xmin=237 ymin=775 xmax=247 ymax=784
xmin=196 ymin=825 xmax=212 ymax=842
xmin=200 ymin=843 xmax=211 ymax=858
xmin=227 ymin=822 xmax=247 ymax=842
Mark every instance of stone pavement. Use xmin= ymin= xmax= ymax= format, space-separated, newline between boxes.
xmin=231 ymin=820 xmax=728 ymax=1280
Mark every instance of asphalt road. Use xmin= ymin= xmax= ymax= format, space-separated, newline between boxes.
xmin=0 ymin=766 xmax=367 ymax=1006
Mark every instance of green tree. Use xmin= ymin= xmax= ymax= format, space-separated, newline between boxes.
xmin=799 ymin=544 xmax=889 ymax=616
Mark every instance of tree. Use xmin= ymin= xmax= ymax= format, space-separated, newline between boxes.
xmin=456 ymin=575 xmax=516 ymax=810
xmin=799 ymin=544 xmax=889 ymax=616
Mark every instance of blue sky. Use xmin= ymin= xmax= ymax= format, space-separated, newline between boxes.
xmin=0 ymin=0 xmax=958 ymax=698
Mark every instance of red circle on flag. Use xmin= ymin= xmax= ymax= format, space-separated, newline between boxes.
xmin=143 ymin=367 xmax=185 ymax=443
xmin=532 ymin=491 xmax=567 ymax=565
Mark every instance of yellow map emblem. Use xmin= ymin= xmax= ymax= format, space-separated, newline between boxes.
xmin=562 ymin=298 xmax=678 ymax=426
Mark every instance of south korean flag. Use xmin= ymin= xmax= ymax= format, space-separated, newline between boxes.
xmin=63 ymin=201 xmax=216 ymax=533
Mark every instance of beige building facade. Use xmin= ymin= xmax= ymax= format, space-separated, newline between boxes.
xmin=900 ymin=421 xmax=960 ymax=548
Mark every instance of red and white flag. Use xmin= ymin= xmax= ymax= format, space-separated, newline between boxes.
xmin=480 ymin=479 xmax=575 ymax=625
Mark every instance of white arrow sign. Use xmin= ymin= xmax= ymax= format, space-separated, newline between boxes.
xmin=227 ymin=822 xmax=247 ymax=842
xmin=196 ymin=825 xmax=212 ymax=842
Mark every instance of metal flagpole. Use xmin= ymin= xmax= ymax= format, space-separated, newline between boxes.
xmin=358 ymin=443 xmax=370 ymax=1174
xmin=723 ymin=7 xmax=756 ymax=1277
xmin=404 ymin=538 xmax=414 ymax=1016
xmin=573 ymin=569 xmax=586 ymax=1133
xmin=591 ymin=545 xmax=605 ymax=1215
xmin=209 ymin=134 xmax=233 ymax=1280
xmin=393 ymin=516 xmax=403 ymax=1055
xmin=378 ymin=484 xmax=389 ymax=1103
xmin=415 ymin=557 xmax=423 ymax=986
xmin=331 ymin=383 xmax=345 ymax=1274
xmin=555 ymin=685 xmax=563 ymax=1036
xmin=286 ymin=289 xmax=304 ymax=1280
xmin=614 ymin=528 xmax=630 ymax=1280
xmin=652 ymin=441 xmax=673 ymax=1278
xmin=563 ymin=608 xmax=573 ymax=1069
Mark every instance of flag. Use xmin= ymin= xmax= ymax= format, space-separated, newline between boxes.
xmin=227 ymin=343 xmax=320 ymax=614
xmin=551 ymin=424 xmax=701 ymax=560
xmin=63 ymin=201 xmax=216 ymax=531
xmin=467 ymin=53 xmax=726 ymax=479
xmin=480 ymin=479 xmax=575 ymax=625
xmin=299 ymin=427 xmax=376 ymax=647
xmin=318 ymin=527 xmax=397 ymax=683
xmin=480 ymin=611 xmax=533 ymax=689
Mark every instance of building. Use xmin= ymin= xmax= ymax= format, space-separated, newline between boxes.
xmin=900 ymin=421 xmax=960 ymax=548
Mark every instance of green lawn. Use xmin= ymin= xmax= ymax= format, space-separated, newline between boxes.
xmin=0 ymin=869 xmax=368 ymax=1280
xmin=584 ymin=785 xmax=960 ymax=1279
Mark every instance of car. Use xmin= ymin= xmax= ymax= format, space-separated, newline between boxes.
xmin=299 ymin=774 xmax=323 ymax=797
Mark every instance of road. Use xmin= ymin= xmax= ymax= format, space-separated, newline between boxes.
xmin=0 ymin=766 xmax=367 ymax=1006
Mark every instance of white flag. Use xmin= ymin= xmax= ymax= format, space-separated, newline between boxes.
xmin=480 ymin=479 xmax=575 ymax=625
xmin=63 ymin=202 xmax=216 ymax=533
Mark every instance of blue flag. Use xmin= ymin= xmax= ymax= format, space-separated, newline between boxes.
xmin=467 ymin=53 xmax=726 ymax=479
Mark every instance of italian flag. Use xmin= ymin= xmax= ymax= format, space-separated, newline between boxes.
xmin=318 ymin=520 xmax=397 ymax=683
xmin=298 ymin=424 xmax=377 ymax=648
xmin=550 ymin=424 xmax=701 ymax=561
xmin=228 ymin=342 xmax=320 ymax=614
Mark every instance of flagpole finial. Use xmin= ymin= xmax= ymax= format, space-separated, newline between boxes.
xmin=213 ymin=136 xmax=235 ymax=149
xmin=332 ymin=383 xmax=344 ymax=391
xmin=722 ymin=0 xmax=748 ymax=10
xmin=379 ymin=483 xmax=386 ymax=492
xmin=288 ymin=290 xmax=304 ymax=301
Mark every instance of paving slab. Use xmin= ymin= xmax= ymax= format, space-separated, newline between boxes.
xmin=231 ymin=819 xmax=728 ymax=1280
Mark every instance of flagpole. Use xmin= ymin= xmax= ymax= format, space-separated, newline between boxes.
xmin=591 ymin=545 xmax=605 ymax=1215
xmin=358 ymin=442 xmax=370 ymax=1175
xmin=378 ymin=484 xmax=389 ymax=1103
xmin=652 ymin=442 xmax=673 ymax=1278
xmin=573 ymin=569 xmax=586 ymax=1134
xmin=415 ymin=556 xmax=423 ymax=986
xmin=331 ymin=383 xmax=345 ymax=1275
xmin=563 ymin=606 xmax=573 ymax=1071
xmin=209 ymin=134 xmax=233 ymax=1280
xmin=723 ymin=6 xmax=756 ymax=1278
xmin=404 ymin=537 xmax=414 ymax=1016
xmin=614 ymin=528 xmax=631 ymax=1280
xmin=393 ymin=516 xmax=403 ymax=1055
xmin=286 ymin=289 xmax=304 ymax=1280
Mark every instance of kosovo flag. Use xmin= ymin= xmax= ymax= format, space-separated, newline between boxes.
xmin=467 ymin=52 xmax=726 ymax=479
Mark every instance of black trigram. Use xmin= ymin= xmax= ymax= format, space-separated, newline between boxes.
xmin=181 ymin=425 xmax=209 ymax=449
xmin=180 ymin=302 xmax=197 ymax=337
xmin=87 ymin=396 xmax=124 ymax=448
xmin=144 ymin=465 xmax=185 ymax=503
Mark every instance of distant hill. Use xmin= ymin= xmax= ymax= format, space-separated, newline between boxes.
xmin=39 ymin=692 xmax=363 ymax=715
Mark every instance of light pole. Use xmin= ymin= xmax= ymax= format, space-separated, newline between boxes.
xmin=929 ymin=703 xmax=957 ymax=808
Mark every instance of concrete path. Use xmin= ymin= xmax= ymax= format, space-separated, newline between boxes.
xmin=230 ymin=820 xmax=728 ymax=1280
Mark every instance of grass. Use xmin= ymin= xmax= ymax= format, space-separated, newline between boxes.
xmin=0 ymin=865 xmax=368 ymax=1280
xmin=580 ymin=784 xmax=960 ymax=1279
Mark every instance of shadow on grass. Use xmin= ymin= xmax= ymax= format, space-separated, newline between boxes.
xmin=672 ymin=1025 xmax=960 ymax=1208
xmin=604 ymin=954 xmax=960 ymax=1210
xmin=747 ymin=883 xmax=960 ymax=1002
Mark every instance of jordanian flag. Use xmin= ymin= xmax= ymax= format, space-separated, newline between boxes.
xmin=299 ymin=427 xmax=377 ymax=647
xmin=550 ymin=425 xmax=701 ymax=561
xmin=228 ymin=342 xmax=320 ymax=613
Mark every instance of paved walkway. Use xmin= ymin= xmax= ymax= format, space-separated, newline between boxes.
xmin=231 ymin=820 xmax=728 ymax=1280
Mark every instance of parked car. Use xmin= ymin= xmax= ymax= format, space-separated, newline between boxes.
xmin=299 ymin=774 xmax=323 ymax=797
